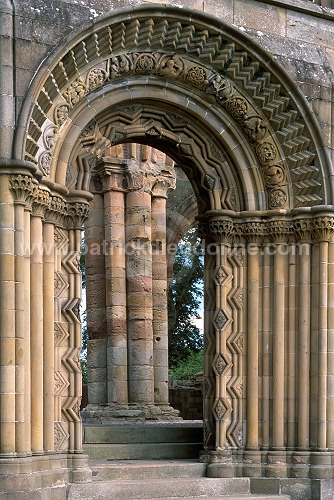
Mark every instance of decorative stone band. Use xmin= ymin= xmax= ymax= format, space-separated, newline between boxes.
xmin=94 ymin=157 xmax=176 ymax=197
xmin=206 ymin=213 xmax=334 ymax=244
xmin=9 ymin=174 xmax=89 ymax=227
xmin=34 ymin=50 xmax=288 ymax=209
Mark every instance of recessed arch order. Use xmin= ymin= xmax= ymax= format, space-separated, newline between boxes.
xmin=15 ymin=3 xmax=331 ymax=214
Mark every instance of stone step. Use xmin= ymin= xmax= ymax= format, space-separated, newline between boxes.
xmin=136 ymin=497 xmax=291 ymax=500
xmin=68 ymin=477 xmax=252 ymax=499
xmin=90 ymin=459 xmax=207 ymax=481
xmin=84 ymin=442 xmax=202 ymax=460
xmin=83 ymin=423 xmax=203 ymax=444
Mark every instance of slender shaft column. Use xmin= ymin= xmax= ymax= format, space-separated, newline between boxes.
xmin=202 ymin=239 xmax=216 ymax=452
xmin=0 ymin=174 xmax=16 ymax=454
xmin=85 ymin=192 xmax=107 ymax=405
xmin=272 ymin=244 xmax=285 ymax=449
xmin=8 ymin=174 xmax=35 ymax=455
xmin=43 ymin=222 xmax=55 ymax=451
xmin=30 ymin=192 xmax=47 ymax=453
xmin=74 ymin=226 xmax=84 ymax=452
xmin=287 ymin=246 xmax=296 ymax=447
xmin=151 ymin=171 xmax=175 ymax=405
xmin=318 ymin=239 xmax=328 ymax=449
xmin=152 ymin=195 xmax=169 ymax=404
xmin=261 ymin=245 xmax=271 ymax=449
xmin=327 ymin=233 xmax=334 ymax=447
xmin=14 ymin=200 xmax=26 ymax=454
xmin=126 ymin=182 xmax=154 ymax=403
xmin=247 ymin=244 xmax=260 ymax=449
xmin=298 ymin=241 xmax=311 ymax=449
xmin=23 ymin=205 xmax=31 ymax=453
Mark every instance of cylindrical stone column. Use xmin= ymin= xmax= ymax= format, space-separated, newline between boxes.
xmin=246 ymin=242 xmax=260 ymax=450
xmin=85 ymin=192 xmax=107 ymax=405
xmin=272 ymin=244 xmax=285 ymax=449
xmin=23 ymin=204 xmax=31 ymax=453
xmin=43 ymin=222 xmax=55 ymax=452
xmin=99 ymin=161 xmax=128 ymax=404
xmin=30 ymin=189 xmax=48 ymax=453
xmin=298 ymin=240 xmax=311 ymax=449
xmin=126 ymin=181 xmax=154 ymax=404
xmin=327 ymin=232 xmax=334 ymax=447
xmin=261 ymin=244 xmax=271 ymax=450
xmin=0 ymin=174 xmax=16 ymax=454
xmin=14 ymin=200 xmax=26 ymax=454
xmin=151 ymin=185 xmax=174 ymax=405
xmin=318 ymin=239 xmax=328 ymax=449
xmin=287 ymin=245 xmax=297 ymax=448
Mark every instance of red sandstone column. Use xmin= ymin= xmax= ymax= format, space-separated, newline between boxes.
xmin=126 ymin=171 xmax=154 ymax=404
xmin=151 ymin=173 xmax=175 ymax=404
xmin=97 ymin=159 xmax=129 ymax=404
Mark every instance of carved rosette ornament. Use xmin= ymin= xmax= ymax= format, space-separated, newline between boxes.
xmin=42 ymin=49 xmax=290 ymax=210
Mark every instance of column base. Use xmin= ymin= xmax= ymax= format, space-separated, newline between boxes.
xmin=0 ymin=453 xmax=92 ymax=499
xmin=81 ymin=402 xmax=182 ymax=422
xmin=202 ymin=449 xmax=334 ymax=481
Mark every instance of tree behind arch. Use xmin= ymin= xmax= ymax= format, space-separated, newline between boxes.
xmin=168 ymin=228 xmax=204 ymax=368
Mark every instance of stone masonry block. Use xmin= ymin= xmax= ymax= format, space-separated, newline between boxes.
xmin=234 ymin=0 xmax=286 ymax=36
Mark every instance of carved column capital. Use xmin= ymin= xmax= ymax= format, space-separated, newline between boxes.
xmin=151 ymin=166 xmax=176 ymax=198
xmin=44 ymin=195 xmax=67 ymax=226
xmin=9 ymin=174 xmax=35 ymax=206
xmin=264 ymin=219 xmax=294 ymax=243
xmin=293 ymin=217 xmax=313 ymax=242
xmin=31 ymin=186 xmax=50 ymax=217
xmin=240 ymin=220 xmax=264 ymax=244
xmin=209 ymin=218 xmax=237 ymax=244
xmin=65 ymin=201 xmax=90 ymax=228
xmin=312 ymin=216 xmax=334 ymax=242
xmin=94 ymin=158 xmax=128 ymax=192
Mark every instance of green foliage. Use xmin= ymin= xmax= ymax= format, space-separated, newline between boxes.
xmin=168 ymin=227 xmax=204 ymax=368
xmin=170 ymin=350 xmax=204 ymax=380
xmin=80 ymin=358 xmax=88 ymax=385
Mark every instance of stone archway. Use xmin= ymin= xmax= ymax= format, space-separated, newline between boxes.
xmin=2 ymin=3 xmax=334 ymax=494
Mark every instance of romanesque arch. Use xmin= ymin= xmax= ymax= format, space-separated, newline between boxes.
xmin=2 ymin=3 xmax=334 ymax=492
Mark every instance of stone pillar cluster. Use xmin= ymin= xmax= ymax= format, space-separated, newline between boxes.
xmin=82 ymin=147 xmax=180 ymax=421
xmin=0 ymin=167 xmax=91 ymax=491
xmin=200 ymin=210 xmax=334 ymax=481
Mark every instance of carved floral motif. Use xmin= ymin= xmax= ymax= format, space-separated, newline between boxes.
xmin=63 ymin=77 xmax=87 ymax=106
xmin=87 ymin=68 xmax=108 ymax=90
xmin=54 ymin=104 xmax=70 ymax=127
xmin=224 ymin=97 xmax=248 ymax=122
xmin=255 ymin=142 xmax=277 ymax=165
xmin=269 ymin=189 xmax=287 ymax=208
xmin=9 ymin=175 xmax=34 ymax=205
xmin=185 ymin=66 xmax=207 ymax=87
